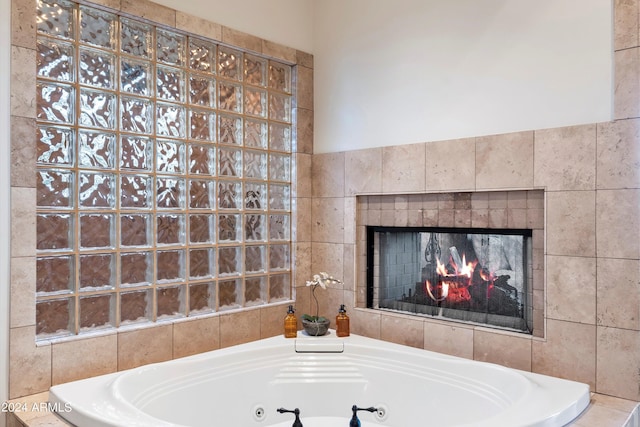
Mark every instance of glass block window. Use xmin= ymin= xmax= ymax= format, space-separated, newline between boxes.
xmin=35 ymin=0 xmax=293 ymax=340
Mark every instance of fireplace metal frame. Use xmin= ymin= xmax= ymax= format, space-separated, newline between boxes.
xmin=366 ymin=225 xmax=534 ymax=334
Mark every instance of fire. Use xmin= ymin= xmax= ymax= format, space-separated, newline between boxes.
xmin=425 ymin=253 xmax=496 ymax=304
xmin=436 ymin=254 xmax=475 ymax=278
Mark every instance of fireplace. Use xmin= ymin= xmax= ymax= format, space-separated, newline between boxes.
xmin=367 ymin=226 xmax=533 ymax=332
xmin=358 ymin=190 xmax=544 ymax=335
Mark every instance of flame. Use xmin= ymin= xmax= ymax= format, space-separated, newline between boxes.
xmin=425 ymin=279 xmax=449 ymax=302
xmin=436 ymin=254 xmax=476 ymax=278
xmin=425 ymin=252 xmax=494 ymax=304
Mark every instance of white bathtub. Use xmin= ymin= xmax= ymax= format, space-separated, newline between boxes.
xmin=49 ymin=331 xmax=589 ymax=427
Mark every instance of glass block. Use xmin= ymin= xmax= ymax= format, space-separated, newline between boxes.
xmin=120 ymin=136 xmax=152 ymax=170
xmin=156 ymin=177 xmax=185 ymax=208
xmin=80 ymin=213 xmax=114 ymax=248
xmin=121 ymin=214 xmax=152 ymax=247
xmin=189 ymin=282 xmax=215 ymax=314
xmin=245 ymin=214 xmax=265 ymax=242
xmin=37 ymin=82 xmax=74 ymax=124
xmin=269 ymin=93 xmax=291 ymax=123
xmin=189 ymin=109 xmax=215 ymax=141
xmin=120 ymin=289 xmax=152 ymax=324
xmin=156 ymin=103 xmax=186 ymax=138
xmin=37 ymin=0 xmax=75 ymax=39
xmin=157 ymin=29 xmax=185 ymax=66
xmin=157 ymin=285 xmax=185 ymax=319
xmin=269 ymin=244 xmax=290 ymax=271
xmin=79 ymin=47 xmax=115 ymax=89
xmin=120 ymin=96 xmax=153 ymax=134
xmin=269 ymin=61 xmax=292 ymax=93
xmin=189 ymin=179 xmax=215 ymax=209
xmin=121 ymin=58 xmax=152 ymax=96
xmin=79 ymin=253 xmax=114 ymax=289
xmin=36 ymin=256 xmax=73 ymax=293
xmin=189 ymin=248 xmax=214 ymax=278
xmin=189 ymin=144 xmax=215 ymax=175
xmin=121 ymin=18 xmax=152 ymax=58
xmin=218 ymin=181 xmax=241 ymax=209
xmin=244 ymin=54 xmax=266 ymax=87
xmin=218 ymin=81 xmax=242 ymax=112
xmin=245 ymin=276 xmax=266 ymax=306
xmin=37 ymin=38 xmax=74 ymax=82
xmin=244 ymin=182 xmax=266 ymax=210
xmin=79 ymin=294 xmax=114 ymax=330
xmin=218 ymin=114 xmax=243 ymax=145
xmin=269 ymin=214 xmax=290 ymax=240
xmin=269 ymin=153 xmax=290 ymax=181
xmin=79 ymin=88 xmax=116 ymax=129
xmin=269 ymin=123 xmax=292 ymax=152
xmin=37 ymin=126 xmax=73 ymax=166
xmin=218 ymin=278 xmax=241 ymax=310
xmin=36 ymin=298 xmax=73 ymax=337
xmin=79 ymin=172 xmax=115 ymax=208
xmin=244 ymin=150 xmax=267 ymax=180
xmin=219 ymin=246 xmax=241 ymax=276
xmin=37 ymin=169 xmax=73 ymax=208
xmin=219 ymin=147 xmax=241 ymax=177
xmin=244 ymin=87 xmax=266 ymax=118
xmin=218 ymin=214 xmax=241 ymax=242
xmin=156 ymin=139 xmax=185 ymax=173
xmin=79 ymin=130 xmax=115 ymax=168
xmin=189 ymin=38 xmax=215 ymax=73
xmin=189 ymin=75 xmax=215 ymax=107
xmin=121 ymin=175 xmax=152 ymax=208
xmin=244 ymin=119 xmax=267 ymax=149
xmin=245 ymin=246 xmax=265 ymax=273
xmin=269 ymin=273 xmax=290 ymax=302
xmin=157 ymin=214 xmax=185 ymax=245
xmin=217 ymin=46 xmax=242 ymax=80
xmin=120 ymin=252 xmax=152 ymax=286
xmin=190 ymin=214 xmax=215 ymax=244
xmin=269 ymin=183 xmax=290 ymax=210
xmin=37 ymin=214 xmax=72 ymax=250
xmin=157 ymin=65 xmax=185 ymax=102
xmin=79 ymin=6 xmax=116 ymax=49
xmin=156 ymin=249 xmax=185 ymax=282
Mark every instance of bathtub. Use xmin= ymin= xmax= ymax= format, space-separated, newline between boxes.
xmin=49 ymin=331 xmax=589 ymax=427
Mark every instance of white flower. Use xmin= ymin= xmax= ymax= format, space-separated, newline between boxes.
xmin=304 ymin=272 xmax=343 ymax=321
xmin=305 ymin=272 xmax=342 ymax=289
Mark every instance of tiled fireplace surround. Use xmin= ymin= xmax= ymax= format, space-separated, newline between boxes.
xmin=7 ymin=0 xmax=640 ymax=410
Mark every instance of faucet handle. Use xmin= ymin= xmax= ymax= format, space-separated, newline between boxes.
xmin=350 ymin=405 xmax=378 ymax=427
xmin=277 ymin=407 xmax=303 ymax=427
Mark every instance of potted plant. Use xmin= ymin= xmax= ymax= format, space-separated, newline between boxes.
xmin=301 ymin=272 xmax=342 ymax=336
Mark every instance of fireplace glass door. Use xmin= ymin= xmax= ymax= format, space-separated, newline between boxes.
xmin=367 ymin=227 xmax=533 ymax=333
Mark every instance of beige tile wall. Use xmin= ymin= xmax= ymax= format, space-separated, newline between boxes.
xmin=8 ymin=0 xmax=314 ymax=399
xmin=310 ymin=0 xmax=640 ymax=402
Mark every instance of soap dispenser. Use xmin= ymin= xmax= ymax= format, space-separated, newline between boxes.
xmin=284 ymin=305 xmax=297 ymax=338
xmin=336 ymin=304 xmax=350 ymax=337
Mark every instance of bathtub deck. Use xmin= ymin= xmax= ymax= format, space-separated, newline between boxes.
xmin=5 ymin=391 xmax=639 ymax=427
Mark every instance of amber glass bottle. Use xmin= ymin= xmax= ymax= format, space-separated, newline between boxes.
xmin=336 ymin=304 xmax=350 ymax=337
xmin=284 ymin=305 xmax=297 ymax=338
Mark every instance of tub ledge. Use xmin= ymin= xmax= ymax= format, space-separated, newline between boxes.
xmin=4 ymin=391 xmax=638 ymax=427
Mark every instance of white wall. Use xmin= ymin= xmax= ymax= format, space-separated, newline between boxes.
xmin=151 ymin=0 xmax=314 ymax=53
xmin=313 ymin=0 xmax=612 ymax=153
